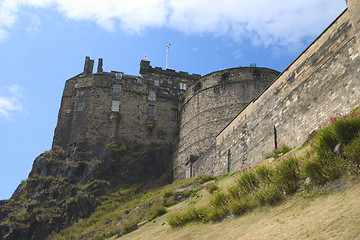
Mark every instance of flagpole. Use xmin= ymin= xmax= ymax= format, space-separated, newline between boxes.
xmin=166 ymin=43 xmax=171 ymax=69
xmin=166 ymin=46 xmax=168 ymax=69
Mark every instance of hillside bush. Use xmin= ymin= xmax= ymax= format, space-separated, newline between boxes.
xmin=167 ymin=207 xmax=206 ymax=228
xmin=198 ymin=175 xmax=217 ymax=184
xmin=206 ymin=182 xmax=219 ymax=194
xmin=148 ymin=204 xmax=167 ymax=221
xmin=211 ymin=192 xmax=230 ymax=209
xmin=255 ymin=164 xmax=273 ymax=183
xmin=303 ymin=107 xmax=360 ymax=184
xmin=255 ymin=183 xmax=283 ymax=206
xmin=344 ymin=135 xmax=360 ymax=166
xmin=314 ymin=107 xmax=360 ymax=156
xmin=272 ymin=156 xmax=299 ymax=194
xmin=236 ymin=169 xmax=259 ymax=194
xmin=206 ymin=206 xmax=228 ymax=222
xmin=228 ymin=195 xmax=256 ymax=216
xmin=264 ymin=144 xmax=292 ymax=159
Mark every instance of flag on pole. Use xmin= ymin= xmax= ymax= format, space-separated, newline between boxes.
xmin=166 ymin=43 xmax=171 ymax=69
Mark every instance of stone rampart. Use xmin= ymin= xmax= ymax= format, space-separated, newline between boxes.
xmin=173 ymin=67 xmax=280 ymax=179
xmin=204 ymin=9 xmax=360 ymax=176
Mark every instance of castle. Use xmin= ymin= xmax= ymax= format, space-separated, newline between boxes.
xmin=53 ymin=0 xmax=360 ymax=181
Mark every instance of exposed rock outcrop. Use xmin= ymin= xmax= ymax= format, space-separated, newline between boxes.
xmin=0 ymin=142 xmax=172 ymax=240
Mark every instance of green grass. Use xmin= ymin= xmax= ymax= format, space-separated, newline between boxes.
xmin=168 ymin=108 xmax=360 ymax=228
xmin=49 ymin=107 xmax=360 ymax=236
xmin=264 ymin=144 xmax=293 ymax=159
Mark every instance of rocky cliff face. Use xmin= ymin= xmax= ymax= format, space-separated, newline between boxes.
xmin=0 ymin=142 xmax=172 ymax=240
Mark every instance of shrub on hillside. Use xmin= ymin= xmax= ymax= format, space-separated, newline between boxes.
xmin=228 ymin=195 xmax=256 ymax=216
xmin=148 ymin=203 xmax=167 ymax=221
xmin=167 ymin=207 xmax=206 ymax=228
xmin=304 ymin=107 xmax=360 ymax=184
xmin=272 ymin=156 xmax=299 ymax=194
xmin=206 ymin=206 xmax=228 ymax=222
xmin=255 ymin=164 xmax=273 ymax=183
xmin=314 ymin=107 xmax=360 ymax=156
xmin=255 ymin=183 xmax=283 ymax=206
xmin=211 ymin=192 xmax=230 ymax=209
xmin=236 ymin=169 xmax=259 ymax=194
xmin=198 ymin=175 xmax=216 ymax=184
xmin=264 ymin=144 xmax=292 ymax=159
xmin=206 ymin=182 xmax=219 ymax=194
xmin=344 ymin=136 xmax=360 ymax=166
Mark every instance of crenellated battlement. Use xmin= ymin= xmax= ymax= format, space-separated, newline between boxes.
xmin=139 ymin=59 xmax=201 ymax=80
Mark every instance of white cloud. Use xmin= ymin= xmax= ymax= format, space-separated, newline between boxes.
xmin=26 ymin=13 xmax=41 ymax=33
xmin=0 ymin=84 xmax=24 ymax=121
xmin=0 ymin=0 xmax=347 ymax=48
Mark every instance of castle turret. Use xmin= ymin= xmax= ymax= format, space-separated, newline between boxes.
xmin=83 ymin=56 xmax=94 ymax=75
xmin=173 ymin=66 xmax=280 ymax=179
xmin=140 ymin=55 xmax=151 ymax=74
xmin=97 ymin=58 xmax=103 ymax=73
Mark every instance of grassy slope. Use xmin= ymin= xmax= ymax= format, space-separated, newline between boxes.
xmin=114 ymin=178 xmax=360 ymax=240
xmin=54 ymin=107 xmax=360 ymax=239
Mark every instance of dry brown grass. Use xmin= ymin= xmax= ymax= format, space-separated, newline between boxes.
xmin=113 ymin=179 xmax=360 ymax=240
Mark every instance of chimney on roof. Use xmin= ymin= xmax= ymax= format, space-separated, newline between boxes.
xmin=97 ymin=58 xmax=103 ymax=73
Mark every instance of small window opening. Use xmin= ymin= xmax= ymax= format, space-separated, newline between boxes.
xmin=221 ymin=73 xmax=229 ymax=82
xmin=154 ymin=80 xmax=160 ymax=86
xmin=111 ymin=100 xmax=120 ymax=112
xmin=78 ymin=101 xmax=84 ymax=111
xmin=171 ymin=109 xmax=178 ymax=121
xmin=147 ymin=105 xmax=154 ymax=118
xmin=136 ymin=77 xmax=142 ymax=84
xmin=180 ymin=82 xmax=187 ymax=90
xmin=148 ymin=91 xmax=156 ymax=101
xmin=115 ymin=73 xmax=123 ymax=80
xmin=113 ymin=84 xmax=122 ymax=95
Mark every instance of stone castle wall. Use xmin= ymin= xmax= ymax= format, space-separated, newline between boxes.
xmin=173 ymin=67 xmax=280 ymax=179
xmin=52 ymin=58 xmax=201 ymax=155
xmin=52 ymin=1 xmax=359 ymax=180
xmin=191 ymin=7 xmax=359 ymax=177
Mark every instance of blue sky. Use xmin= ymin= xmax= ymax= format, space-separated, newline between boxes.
xmin=0 ymin=0 xmax=346 ymax=200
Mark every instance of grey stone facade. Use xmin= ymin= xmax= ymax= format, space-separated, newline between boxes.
xmin=173 ymin=67 xmax=280 ymax=179
xmin=52 ymin=57 xmax=201 ymax=156
xmin=194 ymin=6 xmax=360 ymax=177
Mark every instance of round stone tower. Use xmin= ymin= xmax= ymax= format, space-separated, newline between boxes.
xmin=173 ymin=66 xmax=280 ymax=179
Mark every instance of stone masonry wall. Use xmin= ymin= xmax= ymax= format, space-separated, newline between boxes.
xmin=52 ymin=58 xmax=201 ymax=156
xmin=205 ymin=9 xmax=360 ymax=176
xmin=173 ymin=67 xmax=279 ymax=179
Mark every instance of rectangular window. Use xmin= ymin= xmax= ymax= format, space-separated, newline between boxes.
xmin=115 ymin=72 xmax=123 ymax=80
xmin=171 ymin=109 xmax=178 ymax=121
xmin=113 ymin=84 xmax=122 ymax=95
xmin=111 ymin=100 xmax=120 ymax=112
xmin=147 ymin=105 xmax=154 ymax=118
xmin=154 ymin=80 xmax=160 ymax=86
xmin=78 ymin=101 xmax=84 ymax=111
xmin=180 ymin=82 xmax=186 ymax=90
xmin=148 ymin=91 xmax=156 ymax=101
